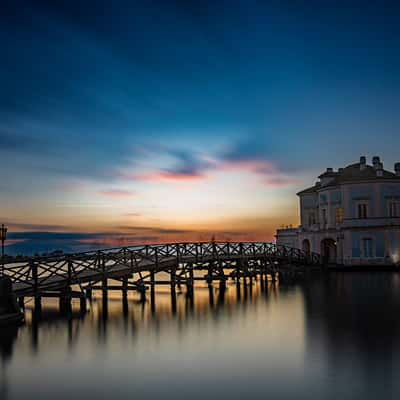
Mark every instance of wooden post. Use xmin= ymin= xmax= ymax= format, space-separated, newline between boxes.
xmin=260 ymin=268 xmax=265 ymax=292
xmin=271 ymin=263 xmax=276 ymax=282
xmin=150 ymin=270 xmax=155 ymax=305
xmin=122 ymin=276 xmax=128 ymax=299
xmin=139 ymin=283 xmax=146 ymax=302
xmin=32 ymin=260 xmax=41 ymax=312
xmin=59 ymin=287 xmax=72 ymax=314
xmin=236 ymin=275 xmax=241 ymax=301
xmin=80 ymin=294 xmax=87 ymax=314
xmin=171 ymin=267 xmax=176 ymax=291
xmin=208 ymin=284 xmax=214 ymax=307
xmin=102 ymin=254 xmax=107 ymax=300
xmin=169 ymin=266 xmax=176 ymax=312
xmin=218 ymin=281 xmax=226 ymax=306
xmin=18 ymin=296 xmax=25 ymax=309
xmin=122 ymin=295 xmax=128 ymax=318
xmin=86 ymin=286 xmax=92 ymax=301
xmin=67 ymin=257 xmax=72 ymax=286
xmin=34 ymin=296 xmax=42 ymax=313
xmin=171 ymin=289 xmax=177 ymax=314
xmin=187 ymin=264 xmax=194 ymax=298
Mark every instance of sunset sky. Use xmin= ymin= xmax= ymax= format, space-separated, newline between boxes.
xmin=1 ymin=0 xmax=400 ymax=253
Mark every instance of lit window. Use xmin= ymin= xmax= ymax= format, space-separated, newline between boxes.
xmin=362 ymin=238 xmax=373 ymax=258
xmin=357 ymin=203 xmax=368 ymax=219
xmin=335 ymin=207 xmax=343 ymax=224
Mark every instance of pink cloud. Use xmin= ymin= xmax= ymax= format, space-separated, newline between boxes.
xmin=136 ymin=170 xmax=207 ymax=183
xmin=112 ymin=155 xmax=294 ymax=187
xmin=216 ymin=159 xmax=296 ymax=187
xmin=99 ymin=189 xmax=137 ymax=199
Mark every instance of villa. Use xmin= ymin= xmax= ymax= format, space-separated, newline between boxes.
xmin=276 ymin=156 xmax=400 ymax=266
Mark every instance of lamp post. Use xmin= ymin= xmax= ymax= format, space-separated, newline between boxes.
xmin=0 ymin=224 xmax=8 ymax=275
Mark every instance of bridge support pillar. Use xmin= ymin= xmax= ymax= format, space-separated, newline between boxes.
xmin=271 ymin=266 xmax=276 ymax=282
xmin=18 ymin=296 xmax=25 ymax=310
xmin=122 ymin=295 xmax=128 ymax=318
xmin=150 ymin=270 xmax=155 ymax=305
xmin=34 ymin=296 xmax=42 ymax=313
xmin=170 ymin=267 xmax=177 ymax=313
xmin=236 ymin=278 xmax=241 ymax=300
xmin=59 ymin=288 xmax=72 ymax=314
xmin=122 ymin=276 xmax=128 ymax=299
xmin=137 ymin=281 xmax=146 ymax=302
xmin=187 ymin=265 xmax=194 ymax=298
xmin=80 ymin=295 xmax=87 ymax=314
xmin=260 ymin=267 xmax=265 ymax=291
xmin=102 ymin=278 xmax=107 ymax=300
xmin=208 ymin=285 xmax=214 ymax=307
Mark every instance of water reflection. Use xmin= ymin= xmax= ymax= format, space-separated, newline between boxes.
xmin=303 ymin=273 xmax=400 ymax=398
xmin=1 ymin=273 xmax=400 ymax=399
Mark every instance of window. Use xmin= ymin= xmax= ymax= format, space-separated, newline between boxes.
xmin=335 ymin=207 xmax=343 ymax=224
xmin=388 ymin=201 xmax=399 ymax=217
xmin=319 ymin=194 xmax=327 ymax=205
xmin=308 ymin=212 xmax=316 ymax=226
xmin=322 ymin=209 xmax=327 ymax=227
xmin=357 ymin=203 xmax=368 ymax=219
xmin=362 ymin=238 xmax=373 ymax=258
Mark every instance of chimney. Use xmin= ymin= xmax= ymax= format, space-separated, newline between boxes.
xmin=326 ymin=168 xmax=333 ymax=173
xmin=372 ymin=156 xmax=380 ymax=169
xmin=360 ymin=156 xmax=366 ymax=170
xmin=395 ymin=163 xmax=400 ymax=176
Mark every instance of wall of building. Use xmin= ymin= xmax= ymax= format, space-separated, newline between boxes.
xmin=278 ymin=166 xmax=400 ymax=266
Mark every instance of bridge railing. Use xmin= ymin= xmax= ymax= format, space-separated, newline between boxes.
xmin=2 ymin=242 xmax=321 ymax=289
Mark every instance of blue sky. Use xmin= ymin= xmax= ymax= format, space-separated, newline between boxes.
xmin=1 ymin=0 xmax=400 ymax=254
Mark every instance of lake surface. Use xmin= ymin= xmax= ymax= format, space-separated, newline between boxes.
xmin=2 ymin=272 xmax=400 ymax=399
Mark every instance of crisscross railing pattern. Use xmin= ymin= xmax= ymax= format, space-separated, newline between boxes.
xmin=3 ymin=242 xmax=320 ymax=296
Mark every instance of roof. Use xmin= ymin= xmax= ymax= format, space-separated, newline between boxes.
xmin=297 ymin=162 xmax=400 ymax=196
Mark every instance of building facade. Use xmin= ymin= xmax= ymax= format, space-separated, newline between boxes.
xmin=276 ymin=156 xmax=400 ymax=266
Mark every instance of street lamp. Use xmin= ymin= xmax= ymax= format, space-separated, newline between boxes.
xmin=0 ymin=224 xmax=8 ymax=275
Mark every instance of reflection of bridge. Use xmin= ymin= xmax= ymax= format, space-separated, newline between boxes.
xmin=3 ymin=242 xmax=321 ymax=314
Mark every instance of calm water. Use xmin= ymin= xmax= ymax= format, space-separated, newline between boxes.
xmin=2 ymin=272 xmax=400 ymax=399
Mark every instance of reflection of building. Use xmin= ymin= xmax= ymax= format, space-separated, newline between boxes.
xmin=276 ymin=156 xmax=400 ymax=266
xmin=302 ymin=273 xmax=400 ymax=395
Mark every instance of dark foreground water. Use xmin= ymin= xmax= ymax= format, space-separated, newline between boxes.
xmin=2 ymin=272 xmax=400 ymax=399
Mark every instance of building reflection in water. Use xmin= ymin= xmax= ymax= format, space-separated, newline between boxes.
xmin=302 ymin=272 xmax=400 ymax=398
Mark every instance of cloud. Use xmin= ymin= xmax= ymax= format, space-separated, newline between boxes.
xmin=118 ymin=226 xmax=192 ymax=235
xmin=133 ymin=170 xmax=206 ymax=182
xmin=116 ymin=144 xmax=296 ymax=187
xmin=99 ymin=189 xmax=137 ymax=198
xmin=4 ymin=222 xmax=69 ymax=232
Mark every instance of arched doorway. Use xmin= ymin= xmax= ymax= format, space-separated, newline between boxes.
xmin=321 ymin=238 xmax=337 ymax=264
xmin=302 ymin=239 xmax=311 ymax=257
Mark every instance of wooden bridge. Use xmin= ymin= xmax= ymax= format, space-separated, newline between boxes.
xmin=2 ymin=241 xmax=321 ymax=314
